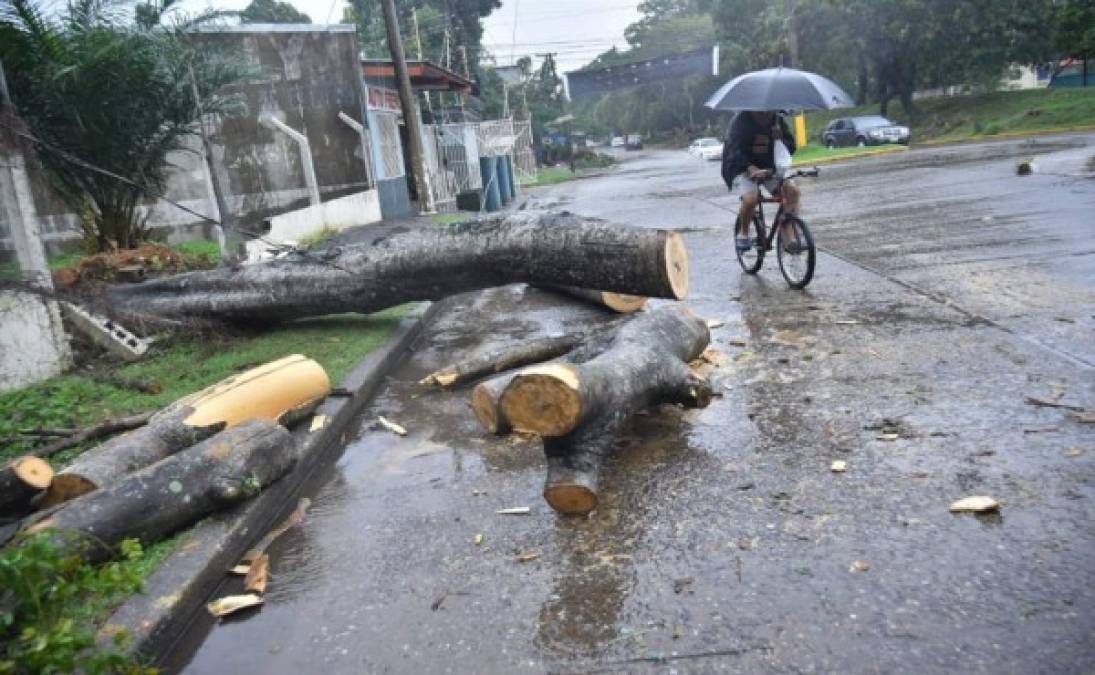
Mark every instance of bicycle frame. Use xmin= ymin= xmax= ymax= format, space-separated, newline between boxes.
xmin=744 ymin=167 xmax=818 ymax=250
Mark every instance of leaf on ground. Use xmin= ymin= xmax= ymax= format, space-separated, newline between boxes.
xmin=515 ymin=552 xmax=540 ymax=563
xmin=378 ymin=416 xmax=408 ymax=436
xmin=1065 ymin=447 xmax=1084 ymax=457
xmin=830 ymin=460 xmax=848 ymax=473
xmin=769 ymin=329 xmax=816 ymax=348
xmin=949 ymin=496 xmax=1000 ymax=513
xmin=207 ymin=594 xmax=264 ymax=617
xmin=849 ymin=560 xmax=870 ymax=573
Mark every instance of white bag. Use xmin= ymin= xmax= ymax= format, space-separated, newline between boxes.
xmin=773 ymin=138 xmax=792 ymax=175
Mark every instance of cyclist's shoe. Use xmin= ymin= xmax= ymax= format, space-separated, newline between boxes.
xmin=783 ymin=241 xmax=806 ymax=255
xmin=735 ymin=237 xmax=753 ymax=253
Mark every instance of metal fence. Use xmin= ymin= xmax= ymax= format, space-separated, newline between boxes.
xmin=512 ymin=120 xmax=537 ymax=185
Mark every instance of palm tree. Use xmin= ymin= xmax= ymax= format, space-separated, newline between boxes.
xmin=0 ymin=0 xmax=247 ymax=251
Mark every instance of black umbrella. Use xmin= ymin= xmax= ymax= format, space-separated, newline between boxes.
xmin=705 ymin=67 xmax=855 ymax=112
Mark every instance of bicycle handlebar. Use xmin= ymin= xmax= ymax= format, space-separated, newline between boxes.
xmin=787 ymin=167 xmax=820 ymax=178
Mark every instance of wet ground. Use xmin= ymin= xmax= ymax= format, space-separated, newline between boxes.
xmin=175 ymin=135 xmax=1095 ymax=673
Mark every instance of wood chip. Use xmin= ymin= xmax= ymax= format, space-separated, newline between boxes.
xmin=228 ymin=564 xmax=251 ymax=576
xmin=1065 ymin=447 xmax=1084 ymax=457
xmin=728 ymin=338 xmax=747 ymax=347
xmin=706 ymin=319 xmax=725 ymax=329
xmin=378 ymin=416 xmax=408 ymax=436
xmin=830 ymin=460 xmax=848 ymax=473
xmin=207 ymin=594 xmax=264 ymax=617
xmin=834 ymin=320 xmax=860 ymax=325
xmin=949 ymin=496 xmax=1000 ymax=513
xmin=849 ymin=560 xmax=870 ymax=573
xmin=700 ymin=348 xmax=730 ymax=367
xmin=243 ymin=554 xmax=269 ymax=595
xmin=515 ymin=552 xmax=540 ymax=563
xmin=496 ymin=507 xmax=531 ymax=515
xmin=309 ymin=415 xmax=329 ymax=432
xmin=1070 ymin=411 xmax=1095 ymax=424
xmin=876 ymin=433 xmax=900 ymax=441
xmin=474 ymin=533 xmax=484 ymax=545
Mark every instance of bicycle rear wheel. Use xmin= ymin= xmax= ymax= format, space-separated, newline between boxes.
xmin=736 ymin=212 xmax=766 ymax=274
xmin=776 ymin=214 xmax=816 ymax=289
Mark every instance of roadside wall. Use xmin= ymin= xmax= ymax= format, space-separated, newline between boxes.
xmin=0 ymin=24 xmax=378 ymax=258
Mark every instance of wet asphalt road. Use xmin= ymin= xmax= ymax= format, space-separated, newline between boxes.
xmin=175 ymin=136 xmax=1095 ymax=674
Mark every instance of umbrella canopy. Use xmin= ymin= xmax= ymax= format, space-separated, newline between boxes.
xmin=705 ymin=67 xmax=855 ymax=112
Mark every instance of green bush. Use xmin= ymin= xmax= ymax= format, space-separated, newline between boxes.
xmin=0 ymin=534 xmax=154 ymax=674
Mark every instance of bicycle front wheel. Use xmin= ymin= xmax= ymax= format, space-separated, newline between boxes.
xmin=736 ymin=212 xmax=766 ymax=274
xmin=776 ymin=215 xmax=816 ymax=289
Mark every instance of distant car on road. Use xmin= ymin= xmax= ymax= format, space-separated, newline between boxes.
xmin=610 ymin=136 xmax=626 ymax=148
xmin=625 ymin=134 xmax=643 ymax=150
xmin=688 ymin=137 xmax=723 ymax=160
xmin=823 ymin=116 xmax=910 ymax=148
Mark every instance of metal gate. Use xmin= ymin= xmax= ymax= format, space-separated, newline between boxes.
xmin=512 ymin=120 xmax=537 ymax=185
xmin=373 ymin=112 xmax=404 ymax=180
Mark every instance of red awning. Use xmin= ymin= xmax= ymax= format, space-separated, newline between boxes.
xmin=362 ymin=59 xmax=474 ymax=94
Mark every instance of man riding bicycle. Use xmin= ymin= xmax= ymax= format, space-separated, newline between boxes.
xmin=721 ymin=110 xmax=800 ymax=253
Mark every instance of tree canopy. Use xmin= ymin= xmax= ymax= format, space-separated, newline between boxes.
xmin=240 ymin=0 xmax=311 ymax=24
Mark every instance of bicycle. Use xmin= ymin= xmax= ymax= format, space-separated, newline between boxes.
xmin=736 ymin=167 xmax=820 ymax=289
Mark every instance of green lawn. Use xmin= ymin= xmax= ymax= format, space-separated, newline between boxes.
xmin=804 ymin=87 xmax=1095 ymax=146
xmin=0 ymin=307 xmax=410 ymax=468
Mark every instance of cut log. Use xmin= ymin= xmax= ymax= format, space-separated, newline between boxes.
xmin=471 ymin=323 xmax=627 ymax=434
xmin=43 ymin=355 xmax=329 ymax=506
xmin=501 ymin=306 xmax=711 ymax=438
xmin=0 ymin=456 xmax=54 ymax=513
xmin=26 ymin=420 xmax=295 ymax=562
xmin=536 ymin=285 xmax=648 ymax=314
xmin=108 ymin=213 xmax=690 ymax=323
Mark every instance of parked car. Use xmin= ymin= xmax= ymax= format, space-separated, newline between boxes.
xmin=688 ymin=137 xmax=723 ymax=160
xmin=625 ymin=134 xmax=643 ymax=150
xmin=822 ymin=116 xmax=910 ymax=148
xmin=610 ymin=136 xmax=626 ymax=147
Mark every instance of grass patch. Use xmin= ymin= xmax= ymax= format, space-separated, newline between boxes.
xmin=805 ymin=87 xmax=1095 ymax=146
xmin=431 ymin=213 xmax=470 ymax=226
xmin=0 ymin=307 xmax=410 ymax=467
xmin=794 ymin=144 xmax=907 ymax=166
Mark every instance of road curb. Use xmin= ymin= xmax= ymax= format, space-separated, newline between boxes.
xmin=98 ymin=301 xmax=442 ymax=661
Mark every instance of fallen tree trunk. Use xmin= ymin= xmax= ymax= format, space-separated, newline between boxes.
xmin=43 ymin=355 xmax=329 ymax=506
xmin=500 ymin=306 xmax=712 ymax=438
xmin=107 ymin=213 xmax=689 ymax=323
xmin=0 ymin=456 xmax=53 ymax=514
xmin=27 ymin=420 xmax=295 ymax=562
xmin=535 ymin=285 xmax=648 ymax=314
xmin=471 ymin=324 xmax=628 ymax=434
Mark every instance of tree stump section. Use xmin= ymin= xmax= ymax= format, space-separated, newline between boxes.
xmin=108 ymin=213 xmax=689 ymax=323
xmin=0 ymin=456 xmax=54 ymax=513
xmin=535 ymin=285 xmax=648 ymax=314
xmin=43 ymin=355 xmax=329 ymax=506
xmin=500 ymin=306 xmax=711 ymax=438
xmin=26 ymin=420 xmax=296 ymax=562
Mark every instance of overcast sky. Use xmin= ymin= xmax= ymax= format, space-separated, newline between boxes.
xmin=179 ymin=0 xmax=641 ymax=74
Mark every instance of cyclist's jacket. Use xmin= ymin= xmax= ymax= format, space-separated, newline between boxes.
xmin=721 ymin=112 xmax=796 ymax=189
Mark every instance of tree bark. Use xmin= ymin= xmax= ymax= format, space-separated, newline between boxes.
xmin=535 ymin=285 xmax=648 ymax=314
xmin=107 ymin=213 xmax=690 ymax=324
xmin=0 ymin=456 xmax=53 ymax=514
xmin=26 ymin=420 xmax=295 ymax=562
xmin=500 ymin=306 xmax=711 ymax=438
xmin=43 ymin=354 xmax=329 ymax=506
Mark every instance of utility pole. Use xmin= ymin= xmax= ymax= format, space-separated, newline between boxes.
xmin=380 ymin=0 xmax=433 ymax=212
xmin=411 ymin=8 xmax=433 ymax=116
xmin=458 ymin=45 xmax=469 ymax=119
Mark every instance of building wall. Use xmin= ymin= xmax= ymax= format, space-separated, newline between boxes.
xmin=0 ymin=24 xmax=377 ymax=257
